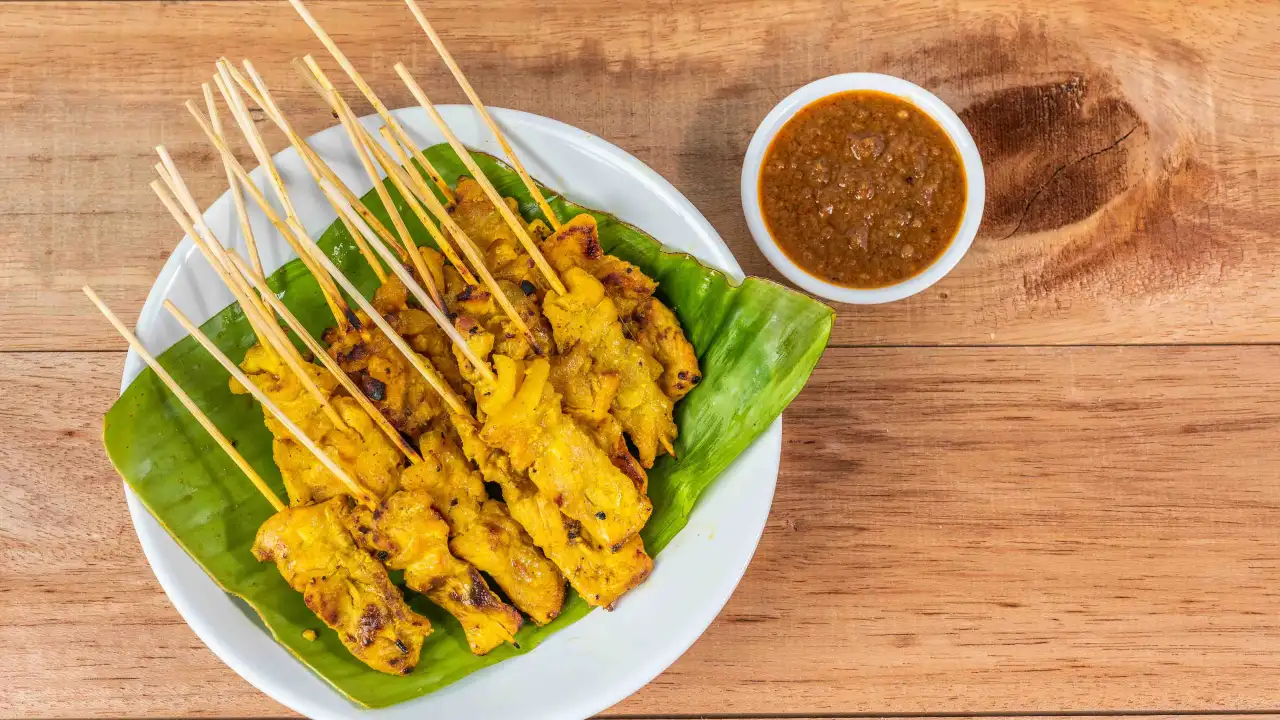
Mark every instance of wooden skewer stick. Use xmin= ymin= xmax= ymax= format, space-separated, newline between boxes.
xmin=224 ymin=59 xmax=403 ymax=278
xmin=320 ymin=177 xmax=497 ymax=385
xmin=150 ymin=169 xmax=274 ymax=354
xmin=225 ymin=252 xmax=424 ymax=466
xmin=394 ymin=63 xmax=567 ymax=296
xmin=203 ymin=82 xmax=267 ymax=285
xmin=357 ymin=131 xmax=449 ymax=308
xmin=368 ymin=123 xmax=477 ymax=287
xmin=185 ymin=95 xmax=350 ymax=329
xmin=297 ymin=57 xmax=412 ymax=254
xmin=214 ymin=63 xmax=388 ymax=284
xmin=286 ymin=208 xmax=471 ymax=415
xmin=402 ymin=0 xmax=561 ymax=231
xmin=163 ymin=299 xmax=377 ymax=507
xmin=292 ymin=57 xmax=434 ymax=299
xmin=286 ymin=0 xmax=455 ymax=205
xmin=216 ymin=60 xmax=387 ymax=285
xmin=152 ymin=149 xmax=274 ymax=330
xmin=150 ymin=170 xmax=350 ymax=433
xmin=83 ymin=287 xmax=287 ymax=512
xmin=213 ymin=65 xmax=299 ymax=224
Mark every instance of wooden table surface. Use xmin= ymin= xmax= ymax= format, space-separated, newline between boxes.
xmin=4 ymin=0 xmax=1280 ymax=717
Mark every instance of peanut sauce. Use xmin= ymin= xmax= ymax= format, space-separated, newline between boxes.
xmin=760 ymin=90 xmax=966 ymax=289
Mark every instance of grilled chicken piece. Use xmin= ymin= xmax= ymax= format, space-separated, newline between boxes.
xmin=477 ymin=355 xmax=652 ymax=549
xmin=540 ymin=214 xmax=700 ymax=404
xmin=346 ymin=491 xmax=522 ymax=655
xmin=252 ymin=497 xmax=431 ymax=675
xmin=403 ymin=428 xmax=566 ymax=625
xmin=625 ymin=296 xmax=701 ymax=402
xmin=323 ymin=302 xmax=449 ymax=443
xmin=539 ymin=214 xmax=655 ymax=315
xmin=450 ymin=414 xmax=653 ymax=609
xmin=231 ymin=344 xmax=401 ymax=504
xmin=371 ymin=273 xmax=470 ymax=398
xmin=449 ymin=177 xmax=545 ymax=290
xmin=542 ymin=264 xmax=676 ymax=467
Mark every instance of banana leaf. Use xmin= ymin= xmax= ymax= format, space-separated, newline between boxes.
xmin=103 ymin=144 xmax=833 ymax=708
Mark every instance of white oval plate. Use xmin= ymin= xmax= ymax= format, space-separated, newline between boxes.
xmin=120 ymin=106 xmax=781 ymax=720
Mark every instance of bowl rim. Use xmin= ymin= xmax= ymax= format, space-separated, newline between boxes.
xmin=740 ymin=72 xmax=985 ymax=304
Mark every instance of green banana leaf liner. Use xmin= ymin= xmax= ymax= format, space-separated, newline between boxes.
xmin=103 ymin=145 xmax=833 ymax=708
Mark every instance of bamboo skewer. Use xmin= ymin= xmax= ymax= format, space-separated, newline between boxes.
xmin=152 ymin=149 xmax=274 ymax=331
xmin=221 ymin=60 xmax=388 ymax=285
xmin=286 ymin=0 xmax=455 ymax=205
xmin=149 ymin=165 xmax=350 ymax=433
xmin=83 ymin=287 xmax=287 ymax=513
xmin=151 ymin=171 xmax=275 ymax=355
xmin=370 ymin=124 xmax=477 ymax=286
xmin=214 ymin=63 xmax=388 ymax=284
xmin=204 ymin=82 xmax=267 ymax=286
xmin=212 ymin=66 xmax=299 ymax=224
xmin=223 ymin=60 xmax=404 ymax=278
xmin=225 ymin=252 xmax=425 ymax=466
xmin=292 ymin=57 xmax=439 ymax=304
xmin=287 ymin=52 xmax=534 ymax=348
xmin=183 ymin=99 xmax=350 ymax=330
xmin=393 ymin=63 xmax=567 ymax=296
xmin=360 ymin=129 xmax=453 ymax=306
xmin=320 ymin=177 xmax=497 ymax=385
xmin=401 ymin=0 xmax=561 ymax=231
xmin=298 ymin=57 xmax=413 ymax=254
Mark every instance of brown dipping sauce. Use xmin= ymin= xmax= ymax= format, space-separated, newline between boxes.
xmin=760 ymin=90 xmax=966 ymax=289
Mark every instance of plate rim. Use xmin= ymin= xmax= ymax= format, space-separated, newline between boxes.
xmin=119 ymin=105 xmax=779 ymax=719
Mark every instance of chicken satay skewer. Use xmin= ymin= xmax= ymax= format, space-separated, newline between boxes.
xmin=286 ymin=213 xmax=476 ymax=411
xmin=151 ymin=172 xmax=350 ymax=435
xmin=371 ymin=124 xmax=538 ymax=318
xmin=160 ymin=174 xmax=426 ymax=476
xmin=286 ymin=0 xmax=455 ymax=206
xmin=401 ymin=0 xmax=560 ymax=231
xmin=83 ymin=287 xmax=286 ymax=512
xmin=151 ymin=156 xmax=349 ymax=433
xmin=212 ymin=65 xmax=389 ymax=287
xmin=203 ymin=83 xmax=268 ymax=287
xmin=176 ymin=162 xmax=527 ymax=648
xmin=323 ymin=176 xmax=649 ymax=547
xmin=163 ymin=299 xmax=378 ymax=506
xmin=277 ymin=199 xmax=651 ymax=606
xmin=228 ymin=220 xmax=560 ymax=635
xmin=318 ymin=176 xmax=497 ymax=385
xmin=308 ymin=180 xmax=496 ymax=388
xmin=394 ymin=63 xmax=566 ymax=296
xmin=91 ymin=290 xmax=432 ymax=669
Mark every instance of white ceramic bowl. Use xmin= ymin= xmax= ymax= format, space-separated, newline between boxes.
xmin=121 ymin=106 xmax=781 ymax=720
xmin=740 ymin=73 xmax=985 ymax=304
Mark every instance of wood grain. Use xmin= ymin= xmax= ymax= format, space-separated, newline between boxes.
xmin=6 ymin=347 xmax=1280 ymax=717
xmin=3 ymin=1 xmax=1280 ymax=349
